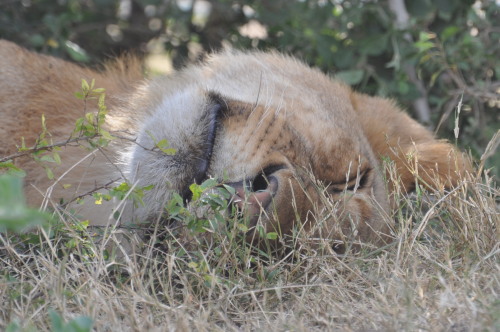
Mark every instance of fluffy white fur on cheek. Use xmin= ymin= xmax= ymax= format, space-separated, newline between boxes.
xmin=123 ymin=87 xmax=211 ymax=221
xmin=144 ymin=88 xmax=207 ymax=145
xmin=127 ymin=87 xmax=207 ymax=176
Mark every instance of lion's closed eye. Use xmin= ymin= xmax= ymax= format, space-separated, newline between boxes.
xmin=329 ymin=168 xmax=372 ymax=193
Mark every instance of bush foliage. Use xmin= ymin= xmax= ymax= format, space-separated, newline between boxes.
xmin=0 ymin=1 xmax=499 ymax=330
xmin=1 ymin=0 xmax=499 ymax=174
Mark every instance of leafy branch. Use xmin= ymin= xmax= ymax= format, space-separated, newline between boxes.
xmin=0 ymin=134 xmax=101 ymax=164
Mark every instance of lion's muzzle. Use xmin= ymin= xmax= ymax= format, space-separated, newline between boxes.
xmin=227 ymin=173 xmax=279 ymax=228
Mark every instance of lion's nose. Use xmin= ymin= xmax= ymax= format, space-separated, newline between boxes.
xmin=227 ymin=174 xmax=278 ymax=223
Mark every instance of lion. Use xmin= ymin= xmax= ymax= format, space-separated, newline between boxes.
xmin=0 ymin=39 xmax=470 ymax=250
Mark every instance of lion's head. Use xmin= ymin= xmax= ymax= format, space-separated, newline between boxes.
xmin=123 ymin=51 xmax=469 ymax=249
xmin=0 ymin=41 xmax=469 ymax=250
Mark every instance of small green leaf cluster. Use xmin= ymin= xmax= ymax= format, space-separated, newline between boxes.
xmin=0 ymin=79 xmax=119 ymax=259
xmin=157 ymin=177 xmax=285 ymax=290
xmin=0 ymin=173 xmax=98 ymax=264
xmin=0 ymin=79 xmax=112 ymax=183
xmin=5 ymin=311 xmax=93 ymax=332
xmin=0 ymin=73 xmax=288 ymax=327
xmin=91 ymin=182 xmax=154 ymax=210
xmin=0 ymin=160 xmax=26 ymax=178
xmin=155 ymin=139 xmax=177 ymax=155
xmin=73 ymin=79 xmax=113 ymax=148
xmin=48 ymin=310 xmax=93 ymax=332
xmin=0 ymin=175 xmax=50 ymax=233
xmin=18 ymin=114 xmax=62 ymax=180
xmin=146 ymin=131 xmax=177 ymax=155
xmin=164 ymin=178 xmax=242 ymax=235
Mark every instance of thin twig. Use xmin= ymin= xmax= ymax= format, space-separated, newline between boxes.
xmin=0 ymin=135 xmax=99 ymax=163
xmin=59 ymin=178 xmax=121 ymax=208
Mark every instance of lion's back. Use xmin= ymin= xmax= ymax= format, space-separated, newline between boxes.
xmin=0 ymin=39 xmax=143 ymax=156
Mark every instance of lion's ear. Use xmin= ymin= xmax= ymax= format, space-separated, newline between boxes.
xmin=351 ymin=92 xmax=471 ymax=192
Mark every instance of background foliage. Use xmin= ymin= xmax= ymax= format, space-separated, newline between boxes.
xmin=1 ymin=2 xmax=499 ymax=330
xmin=1 ymin=0 xmax=499 ymax=173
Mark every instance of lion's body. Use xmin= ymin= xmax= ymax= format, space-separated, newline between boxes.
xmin=0 ymin=41 xmax=143 ymax=223
xmin=0 ymin=40 xmax=470 ymax=248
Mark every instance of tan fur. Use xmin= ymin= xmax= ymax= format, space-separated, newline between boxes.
xmin=0 ymin=40 xmax=143 ymax=222
xmin=0 ymin=40 xmax=470 ymax=248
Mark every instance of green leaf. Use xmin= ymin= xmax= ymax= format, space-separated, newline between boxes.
xmin=65 ymin=40 xmax=90 ymax=63
xmin=41 ymin=113 xmax=47 ymax=132
xmin=81 ymin=79 xmax=90 ymax=92
xmin=0 ymin=161 xmax=26 ymax=177
xmin=332 ymin=5 xmax=343 ymax=17
xmin=74 ymin=117 xmax=85 ymax=131
xmin=398 ymin=81 xmax=410 ymax=95
xmin=142 ymin=184 xmax=154 ymax=191
xmin=0 ymin=175 xmax=50 ymax=233
xmin=39 ymin=155 xmax=55 ymax=163
xmin=67 ymin=316 xmax=93 ymax=332
xmin=19 ymin=137 xmax=27 ymax=151
xmin=156 ymin=139 xmax=176 ymax=155
xmin=414 ymin=40 xmax=434 ymax=52
xmin=200 ymin=178 xmax=219 ymax=191
xmin=441 ymin=26 xmax=460 ymax=42
xmin=237 ymin=223 xmax=248 ymax=232
xmin=336 ymin=69 xmax=364 ymax=85
xmin=99 ymin=129 xmax=114 ymax=141
xmin=222 ymin=184 xmax=236 ymax=195
xmin=45 ymin=167 xmax=54 ymax=180
xmin=162 ymin=148 xmax=176 ymax=155
xmin=190 ymin=183 xmax=203 ymax=201
xmin=5 ymin=320 xmax=22 ymax=332
xmin=266 ymin=232 xmax=278 ymax=240
xmin=49 ymin=310 xmax=93 ymax=332
xmin=359 ymin=34 xmax=388 ymax=56
xmin=257 ymin=225 xmax=266 ymax=238
xmin=97 ymin=93 xmax=106 ymax=109
xmin=113 ymin=182 xmax=131 ymax=193
xmin=28 ymin=34 xmax=45 ymax=47
xmin=418 ymin=31 xmax=434 ymax=42
xmin=429 ymin=69 xmax=444 ymax=88
xmin=53 ymin=151 xmax=62 ymax=164
xmin=0 ymin=174 xmax=49 ymax=232
xmin=85 ymin=112 xmax=94 ymax=123
xmin=49 ymin=311 xmax=64 ymax=332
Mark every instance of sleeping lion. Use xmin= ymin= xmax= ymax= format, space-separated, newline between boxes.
xmin=0 ymin=40 xmax=470 ymax=250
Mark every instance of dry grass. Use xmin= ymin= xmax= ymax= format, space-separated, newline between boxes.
xmin=1 ymin=155 xmax=499 ymax=331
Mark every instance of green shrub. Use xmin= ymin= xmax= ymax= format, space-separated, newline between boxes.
xmin=1 ymin=1 xmax=497 ymax=176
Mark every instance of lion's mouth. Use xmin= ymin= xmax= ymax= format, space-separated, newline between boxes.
xmin=229 ymin=176 xmax=277 ymax=216
xmin=226 ymin=165 xmax=284 ymax=227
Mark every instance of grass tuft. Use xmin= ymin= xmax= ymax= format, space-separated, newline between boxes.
xmin=1 ymin=158 xmax=498 ymax=331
